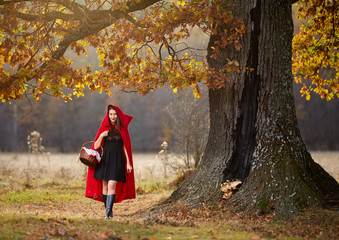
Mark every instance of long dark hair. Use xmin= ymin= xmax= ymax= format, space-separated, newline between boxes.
xmin=107 ymin=105 xmax=122 ymax=140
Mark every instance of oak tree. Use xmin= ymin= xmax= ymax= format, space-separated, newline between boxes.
xmin=1 ymin=0 xmax=338 ymax=220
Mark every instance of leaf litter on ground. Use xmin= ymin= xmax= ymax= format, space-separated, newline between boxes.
xmin=0 ymin=176 xmax=338 ymax=240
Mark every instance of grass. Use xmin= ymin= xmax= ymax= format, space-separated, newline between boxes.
xmin=0 ymin=176 xmax=84 ymax=206
xmin=136 ymin=175 xmax=173 ymax=194
xmin=0 ymin=157 xmax=338 ymax=240
xmin=0 ymin=214 xmax=265 ymax=240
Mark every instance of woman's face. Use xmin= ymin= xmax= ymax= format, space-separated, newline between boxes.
xmin=108 ymin=109 xmax=118 ymax=125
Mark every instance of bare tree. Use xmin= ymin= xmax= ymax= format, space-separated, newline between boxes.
xmin=167 ymin=86 xmax=209 ymax=169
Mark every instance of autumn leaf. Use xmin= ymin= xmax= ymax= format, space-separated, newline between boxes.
xmin=1 ymin=0 xmax=335 ymax=102
xmin=293 ymin=0 xmax=338 ymax=100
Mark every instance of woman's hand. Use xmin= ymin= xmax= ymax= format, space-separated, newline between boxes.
xmin=123 ymin=145 xmax=133 ymax=174
xmin=100 ymin=130 xmax=109 ymax=138
xmin=126 ymin=163 xmax=133 ymax=174
xmin=94 ymin=130 xmax=109 ymax=149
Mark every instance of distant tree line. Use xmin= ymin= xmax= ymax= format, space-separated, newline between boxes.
xmin=0 ymin=87 xmax=172 ymax=152
xmin=0 ymin=84 xmax=337 ymax=153
xmin=294 ymin=83 xmax=339 ymax=150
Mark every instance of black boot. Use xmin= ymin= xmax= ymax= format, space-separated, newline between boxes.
xmin=102 ymin=194 xmax=107 ymax=208
xmin=105 ymin=194 xmax=115 ymax=219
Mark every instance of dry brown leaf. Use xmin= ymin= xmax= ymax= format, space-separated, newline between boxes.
xmin=221 ymin=180 xmax=242 ymax=199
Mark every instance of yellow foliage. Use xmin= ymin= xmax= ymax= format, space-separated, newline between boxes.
xmin=1 ymin=0 xmax=334 ymax=102
xmin=293 ymin=0 xmax=338 ymax=100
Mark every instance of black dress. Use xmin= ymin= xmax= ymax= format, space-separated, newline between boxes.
xmin=94 ymin=135 xmax=126 ymax=182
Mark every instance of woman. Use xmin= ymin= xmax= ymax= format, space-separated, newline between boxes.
xmin=85 ymin=105 xmax=136 ymax=219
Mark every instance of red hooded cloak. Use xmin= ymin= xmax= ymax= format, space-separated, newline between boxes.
xmin=85 ymin=105 xmax=136 ymax=203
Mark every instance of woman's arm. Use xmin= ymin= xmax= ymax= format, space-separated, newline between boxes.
xmin=94 ymin=130 xmax=109 ymax=150
xmin=123 ymin=145 xmax=133 ymax=173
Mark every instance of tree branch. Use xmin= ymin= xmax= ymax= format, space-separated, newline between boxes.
xmin=23 ymin=21 xmax=56 ymax=69
xmin=123 ymin=0 xmax=162 ymax=13
xmin=0 ymin=0 xmax=30 ymax=5
xmin=16 ymin=11 xmax=78 ymax=22
xmin=52 ymin=0 xmax=86 ymax=18
xmin=2 ymin=0 xmax=164 ymax=93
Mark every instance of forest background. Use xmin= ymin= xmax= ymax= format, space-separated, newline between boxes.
xmin=0 ymin=1 xmax=339 ymax=238
xmin=0 ymin=7 xmax=338 ymax=154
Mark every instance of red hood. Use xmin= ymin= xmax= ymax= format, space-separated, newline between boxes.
xmin=100 ymin=105 xmax=133 ymax=130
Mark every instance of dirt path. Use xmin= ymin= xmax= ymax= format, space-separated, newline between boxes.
xmin=85 ymin=191 xmax=171 ymax=221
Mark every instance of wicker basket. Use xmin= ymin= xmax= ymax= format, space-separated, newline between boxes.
xmin=79 ymin=141 xmax=100 ymax=168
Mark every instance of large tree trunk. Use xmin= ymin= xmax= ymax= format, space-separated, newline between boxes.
xmin=169 ymin=0 xmax=339 ymax=220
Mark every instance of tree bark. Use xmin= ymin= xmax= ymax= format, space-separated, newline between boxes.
xmin=168 ymin=0 xmax=339 ymax=220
